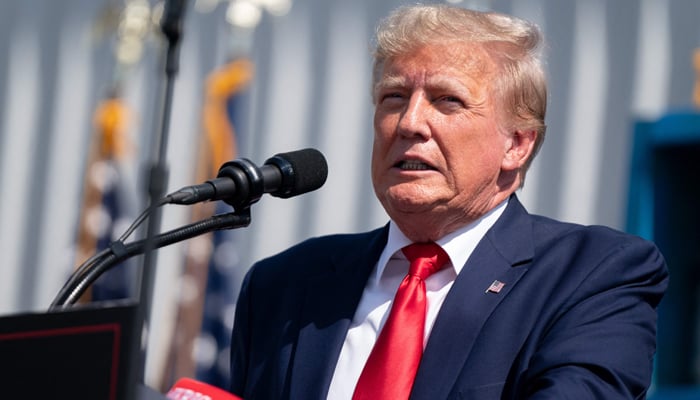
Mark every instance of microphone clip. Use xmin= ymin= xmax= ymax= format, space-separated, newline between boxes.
xmin=214 ymin=158 xmax=265 ymax=210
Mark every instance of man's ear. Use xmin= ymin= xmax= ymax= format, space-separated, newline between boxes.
xmin=502 ymin=129 xmax=537 ymax=171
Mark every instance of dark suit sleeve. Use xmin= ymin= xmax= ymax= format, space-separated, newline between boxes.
xmin=523 ymin=237 xmax=668 ymax=399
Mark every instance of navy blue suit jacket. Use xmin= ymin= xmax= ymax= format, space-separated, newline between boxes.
xmin=230 ymin=196 xmax=668 ymax=399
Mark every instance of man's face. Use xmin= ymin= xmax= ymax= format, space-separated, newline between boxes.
xmin=371 ymin=42 xmax=513 ymax=236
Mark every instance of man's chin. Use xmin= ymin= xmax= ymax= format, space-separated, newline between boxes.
xmin=381 ymin=195 xmax=443 ymax=216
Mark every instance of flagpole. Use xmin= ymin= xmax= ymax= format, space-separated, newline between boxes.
xmin=137 ymin=0 xmax=188 ymax=384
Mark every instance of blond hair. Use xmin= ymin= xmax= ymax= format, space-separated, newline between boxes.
xmin=372 ymin=4 xmax=547 ymax=177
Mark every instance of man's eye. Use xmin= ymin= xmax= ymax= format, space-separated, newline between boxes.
xmin=379 ymin=92 xmax=406 ymax=105
xmin=383 ymin=92 xmax=404 ymax=100
xmin=438 ymin=95 xmax=462 ymax=104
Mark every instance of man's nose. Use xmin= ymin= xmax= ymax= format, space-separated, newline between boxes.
xmin=397 ymin=94 xmax=431 ymax=140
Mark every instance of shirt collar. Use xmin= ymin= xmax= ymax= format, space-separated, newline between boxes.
xmin=375 ymin=198 xmax=509 ymax=281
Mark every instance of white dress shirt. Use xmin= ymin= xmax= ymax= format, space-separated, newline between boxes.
xmin=326 ymin=199 xmax=508 ymax=399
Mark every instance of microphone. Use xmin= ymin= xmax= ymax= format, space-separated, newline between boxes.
xmin=160 ymin=0 xmax=189 ymax=75
xmin=161 ymin=0 xmax=188 ymax=43
xmin=166 ymin=377 xmax=242 ymax=400
xmin=168 ymin=148 xmax=328 ymax=210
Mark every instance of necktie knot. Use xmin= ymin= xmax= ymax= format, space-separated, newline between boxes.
xmin=402 ymin=242 xmax=449 ymax=280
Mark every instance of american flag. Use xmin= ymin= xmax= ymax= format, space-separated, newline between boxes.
xmin=162 ymin=58 xmax=253 ymax=390
xmin=74 ymin=94 xmax=137 ymax=303
xmin=486 ymin=280 xmax=505 ymax=294
xmin=194 ymin=202 xmax=244 ymax=387
xmin=85 ymin=159 xmax=137 ymax=301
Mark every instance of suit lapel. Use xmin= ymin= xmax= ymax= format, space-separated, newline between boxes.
xmin=411 ymin=196 xmax=534 ymax=399
xmin=289 ymin=227 xmax=389 ymax=399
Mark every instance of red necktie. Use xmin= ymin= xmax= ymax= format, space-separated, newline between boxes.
xmin=352 ymin=242 xmax=449 ymax=400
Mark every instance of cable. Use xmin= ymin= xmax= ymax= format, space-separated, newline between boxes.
xmin=49 ymin=195 xmax=173 ymax=310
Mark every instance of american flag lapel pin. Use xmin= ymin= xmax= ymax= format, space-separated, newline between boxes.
xmin=486 ymin=280 xmax=505 ymax=294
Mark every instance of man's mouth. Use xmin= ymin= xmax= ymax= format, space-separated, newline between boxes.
xmin=395 ymin=160 xmax=436 ymax=171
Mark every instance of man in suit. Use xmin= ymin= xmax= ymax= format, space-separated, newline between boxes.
xmin=230 ymin=4 xmax=668 ymax=399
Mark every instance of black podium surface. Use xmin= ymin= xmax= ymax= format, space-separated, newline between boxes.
xmin=0 ymin=301 xmax=150 ymax=399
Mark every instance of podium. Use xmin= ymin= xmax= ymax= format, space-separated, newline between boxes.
xmin=0 ymin=300 xmax=164 ymax=399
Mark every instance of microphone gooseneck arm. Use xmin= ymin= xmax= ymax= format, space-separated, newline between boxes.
xmin=49 ymin=209 xmax=250 ymax=310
